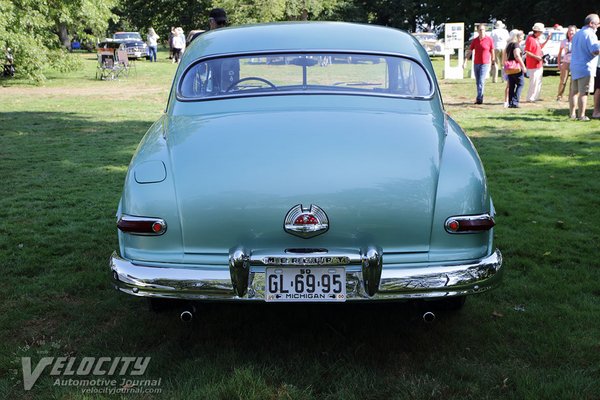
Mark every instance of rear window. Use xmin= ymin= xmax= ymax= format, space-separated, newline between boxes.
xmin=178 ymin=53 xmax=433 ymax=100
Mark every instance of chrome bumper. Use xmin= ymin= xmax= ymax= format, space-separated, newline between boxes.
xmin=110 ymin=249 xmax=502 ymax=301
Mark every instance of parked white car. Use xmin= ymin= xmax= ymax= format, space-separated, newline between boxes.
xmin=412 ymin=32 xmax=452 ymax=57
xmin=541 ymin=28 xmax=566 ymax=72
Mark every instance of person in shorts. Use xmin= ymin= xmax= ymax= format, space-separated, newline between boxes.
xmin=569 ymin=14 xmax=600 ymax=121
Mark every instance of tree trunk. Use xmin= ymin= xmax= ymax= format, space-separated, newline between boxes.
xmin=58 ymin=23 xmax=71 ymax=50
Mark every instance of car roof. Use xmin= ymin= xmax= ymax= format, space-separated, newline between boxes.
xmin=184 ymin=22 xmax=425 ymax=60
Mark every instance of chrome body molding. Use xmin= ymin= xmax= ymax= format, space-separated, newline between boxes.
xmin=110 ymin=249 xmax=502 ymax=301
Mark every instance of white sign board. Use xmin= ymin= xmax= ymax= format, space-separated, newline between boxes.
xmin=443 ymin=23 xmax=464 ymax=79
xmin=444 ymin=23 xmax=464 ymax=49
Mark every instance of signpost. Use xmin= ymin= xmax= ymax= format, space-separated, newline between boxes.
xmin=443 ymin=23 xmax=464 ymax=79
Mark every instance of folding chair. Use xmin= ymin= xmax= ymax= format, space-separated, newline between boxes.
xmin=116 ymin=49 xmax=133 ymax=78
xmin=96 ymin=48 xmax=121 ymax=80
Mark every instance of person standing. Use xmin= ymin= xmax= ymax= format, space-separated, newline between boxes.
xmin=171 ymin=27 xmax=185 ymax=64
xmin=146 ymin=28 xmax=159 ymax=62
xmin=524 ymin=23 xmax=549 ymax=102
xmin=569 ymin=14 xmax=600 ymax=121
xmin=556 ymin=25 xmax=577 ymax=101
xmin=465 ymin=24 xmax=494 ymax=104
xmin=3 ymin=47 xmax=15 ymax=77
xmin=168 ymin=27 xmax=175 ymax=60
xmin=503 ymin=30 xmax=527 ymax=108
xmin=491 ymin=20 xmax=510 ymax=83
xmin=209 ymin=8 xmax=228 ymax=30
xmin=592 ymin=65 xmax=600 ymax=119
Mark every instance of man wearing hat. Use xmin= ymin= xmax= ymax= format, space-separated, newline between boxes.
xmin=524 ymin=22 xmax=549 ymax=102
xmin=491 ymin=20 xmax=510 ymax=83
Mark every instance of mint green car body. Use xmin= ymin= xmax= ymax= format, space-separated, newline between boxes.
xmin=111 ymin=22 xmax=502 ymax=305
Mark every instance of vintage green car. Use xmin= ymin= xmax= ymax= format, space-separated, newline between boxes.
xmin=110 ymin=22 xmax=502 ymax=318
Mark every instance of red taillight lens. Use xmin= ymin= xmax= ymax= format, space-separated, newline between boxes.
xmin=445 ymin=214 xmax=495 ymax=233
xmin=117 ymin=215 xmax=167 ymax=235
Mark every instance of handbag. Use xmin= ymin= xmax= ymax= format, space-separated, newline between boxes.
xmin=503 ymin=59 xmax=521 ymax=75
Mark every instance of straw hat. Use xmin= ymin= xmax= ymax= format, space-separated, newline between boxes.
xmin=494 ymin=21 xmax=505 ymax=29
xmin=532 ymin=23 xmax=545 ymax=32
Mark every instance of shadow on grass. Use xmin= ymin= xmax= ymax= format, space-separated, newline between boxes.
xmin=0 ymin=111 xmax=150 ymax=167
xmin=105 ymin=296 xmax=470 ymax=370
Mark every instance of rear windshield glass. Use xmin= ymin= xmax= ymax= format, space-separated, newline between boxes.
xmin=178 ymin=53 xmax=433 ymax=100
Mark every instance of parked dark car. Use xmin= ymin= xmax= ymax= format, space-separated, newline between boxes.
xmin=112 ymin=32 xmax=148 ymax=60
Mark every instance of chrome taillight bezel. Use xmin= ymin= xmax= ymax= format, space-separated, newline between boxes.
xmin=444 ymin=213 xmax=495 ymax=234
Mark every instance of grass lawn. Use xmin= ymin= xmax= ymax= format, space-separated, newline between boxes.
xmin=0 ymin=52 xmax=599 ymax=399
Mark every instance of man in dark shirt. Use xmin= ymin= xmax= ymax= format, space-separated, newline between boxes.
xmin=209 ymin=8 xmax=228 ymax=30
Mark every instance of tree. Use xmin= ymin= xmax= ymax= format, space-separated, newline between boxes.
xmin=209 ymin=0 xmax=342 ymax=24
xmin=117 ymin=0 xmax=342 ymax=42
xmin=49 ymin=0 xmax=119 ymax=49
xmin=1 ymin=0 xmax=118 ymax=82
xmin=116 ymin=0 xmax=211 ymax=40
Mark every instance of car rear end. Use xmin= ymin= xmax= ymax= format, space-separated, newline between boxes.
xmin=110 ymin=22 xmax=502 ymax=308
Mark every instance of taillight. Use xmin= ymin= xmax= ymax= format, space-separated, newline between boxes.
xmin=445 ymin=213 xmax=495 ymax=233
xmin=117 ymin=215 xmax=167 ymax=235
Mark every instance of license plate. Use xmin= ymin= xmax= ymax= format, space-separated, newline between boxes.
xmin=265 ymin=267 xmax=346 ymax=302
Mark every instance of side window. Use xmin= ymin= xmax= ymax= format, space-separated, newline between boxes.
xmin=393 ymin=59 xmax=431 ymax=96
xmin=181 ymin=59 xmax=241 ymax=96
xmin=180 ymin=62 xmax=209 ymax=97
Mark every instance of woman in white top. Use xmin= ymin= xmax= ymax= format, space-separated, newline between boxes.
xmin=147 ymin=28 xmax=159 ymax=62
xmin=171 ymin=27 xmax=185 ymax=64
xmin=556 ymin=25 xmax=577 ymax=101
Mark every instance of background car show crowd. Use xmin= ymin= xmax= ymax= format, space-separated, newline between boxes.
xmin=465 ymin=13 xmax=600 ymax=120
xmin=146 ymin=8 xmax=229 ymax=64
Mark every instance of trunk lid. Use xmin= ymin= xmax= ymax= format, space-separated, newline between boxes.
xmin=167 ymin=106 xmax=444 ymax=255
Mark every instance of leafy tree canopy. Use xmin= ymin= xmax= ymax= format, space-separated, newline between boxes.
xmin=1 ymin=0 xmax=118 ymax=82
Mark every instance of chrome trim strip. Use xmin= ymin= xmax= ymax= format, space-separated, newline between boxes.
xmin=110 ymin=249 xmax=502 ymax=301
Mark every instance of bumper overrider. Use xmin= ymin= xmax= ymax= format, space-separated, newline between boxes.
xmin=110 ymin=247 xmax=502 ymax=301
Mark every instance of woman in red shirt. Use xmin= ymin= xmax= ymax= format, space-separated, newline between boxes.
xmin=524 ymin=23 xmax=549 ymax=102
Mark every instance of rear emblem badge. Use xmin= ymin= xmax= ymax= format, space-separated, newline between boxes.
xmin=284 ymin=204 xmax=329 ymax=238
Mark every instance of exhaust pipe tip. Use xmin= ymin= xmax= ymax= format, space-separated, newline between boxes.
xmin=180 ymin=310 xmax=193 ymax=322
xmin=422 ymin=311 xmax=436 ymax=324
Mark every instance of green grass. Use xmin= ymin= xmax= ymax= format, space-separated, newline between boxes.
xmin=1 ymin=53 xmax=599 ymax=399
